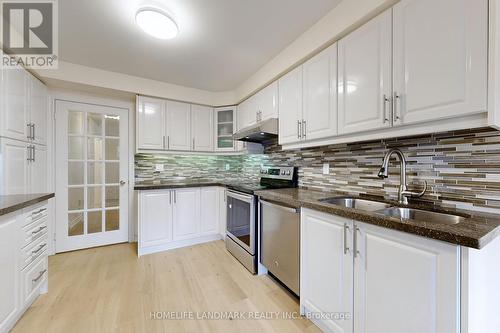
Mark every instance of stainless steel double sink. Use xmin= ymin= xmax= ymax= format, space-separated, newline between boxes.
xmin=319 ymin=197 xmax=466 ymax=225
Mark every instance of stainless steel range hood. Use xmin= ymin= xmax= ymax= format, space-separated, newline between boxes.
xmin=233 ymin=118 xmax=278 ymax=143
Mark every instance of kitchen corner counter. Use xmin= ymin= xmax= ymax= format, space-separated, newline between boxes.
xmin=0 ymin=193 xmax=55 ymax=217
xmin=255 ymin=188 xmax=500 ymax=249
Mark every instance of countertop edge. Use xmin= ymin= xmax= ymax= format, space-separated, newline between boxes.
xmin=0 ymin=193 xmax=55 ymax=217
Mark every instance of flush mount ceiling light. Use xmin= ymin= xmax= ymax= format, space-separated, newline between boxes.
xmin=135 ymin=8 xmax=178 ymax=39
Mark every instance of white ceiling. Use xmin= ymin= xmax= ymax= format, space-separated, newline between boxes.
xmin=58 ymin=0 xmax=342 ymax=92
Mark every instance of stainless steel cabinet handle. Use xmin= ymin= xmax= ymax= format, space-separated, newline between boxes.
xmin=32 ymin=124 xmax=35 ymax=140
xmin=163 ymin=136 xmax=166 ymax=149
xmin=192 ymin=138 xmax=195 ymax=150
xmin=174 ymin=190 xmax=176 ymax=204
xmin=383 ymin=94 xmax=390 ymax=124
xmin=27 ymin=123 xmax=32 ymax=140
xmin=167 ymin=136 xmax=170 ymax=149
xmin=32 ymin=269 xmax=47 ymax=284
xmin=393 ymin=92 xmax=401 ymax=123
xmin=32 ymin=243 xmax=46 ymax=255
xmin=27 ymin=145 xmax=32 ymax=162
xmin=32 ymin=208 xmax=47 ymax=216
xmin=344 ymin=223 xmax=350 ymax=254
xmin=354 ymin=225 xmax=360 ymax=258
xmin=32 ymin=145 xmax=35 ymax=162
xmin=169 ymin=191 xmax=172 ymax=205
xmin=32 ymin=226 xmax=47 ymax=235
xmin=297 ymin=120 xmax=302 ymax=139
xmin=302 ymin=120 xmax=307 ymax=139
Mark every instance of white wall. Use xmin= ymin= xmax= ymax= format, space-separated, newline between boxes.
xmin=34 ymin=0 xmax=397 ymax=106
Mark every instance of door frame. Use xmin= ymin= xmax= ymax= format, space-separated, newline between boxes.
xmin=51 ymin=93 xmax=133 ymax=254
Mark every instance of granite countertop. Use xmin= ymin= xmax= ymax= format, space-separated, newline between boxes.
xmin=255 ymin=188 xmax=500 ymax=249
xmin=0 ymin=193 xmax=55 ymax=217
xmin=134 ymin=179 xmax=230 ymax=190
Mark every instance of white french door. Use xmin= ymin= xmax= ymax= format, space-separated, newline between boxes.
xmin=55 ymin=100 xmax=129 ymax=253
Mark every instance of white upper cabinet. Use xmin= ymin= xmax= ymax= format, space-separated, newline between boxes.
xmin=338 ymin=10 xmax=392 ymax=135
xmin=303 ymin=43 xmax=338 ymax=141
xmin=257 ymin=81 xmax=279 ymax=121
xmin=29 ymin=76 xmax=48 ymax=145
xmin=214 ymin=107 xmax=236 ymax=151
xmin=191 ymin=105 xmax=214 ymax=152
xmin=392 ymin=0 xmax=487 ymax=126
xmin=354 ymin=221 xmax=459 ymax=333
xmin=137 ymin=96 xmax=165 ymax=150
xmin=166 ymin=101 xmax=191 ymax=151
xmin=278 ymin=66 xmax=303 ymax=145
xmin=237 ymin=96 xmax=257 ymax=130
xmin=1 ymin=67 xmax=28 ymax=142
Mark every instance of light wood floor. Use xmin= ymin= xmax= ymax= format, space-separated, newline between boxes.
xmin=13 ymin=241 xmax=321 ymax=333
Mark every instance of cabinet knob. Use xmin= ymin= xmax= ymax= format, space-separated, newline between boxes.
xmin=120 ymin=180 xmax=126 ymax=185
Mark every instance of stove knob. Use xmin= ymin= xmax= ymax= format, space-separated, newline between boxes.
xmin=281 ymin=170 xmax=285 ymax=175
xmin=286 ymin=170 xmax=291 ymax=175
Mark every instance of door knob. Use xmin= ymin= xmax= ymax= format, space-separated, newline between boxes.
xmin=120 ymin=180 xmax=126 ymax=185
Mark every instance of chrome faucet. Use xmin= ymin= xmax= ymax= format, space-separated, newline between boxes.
xmin=378 ymin=148 xmax=427 ymax=205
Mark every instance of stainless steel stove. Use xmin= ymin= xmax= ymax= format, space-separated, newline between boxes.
xmin=225 ymin=166 xmax=297 ymax=273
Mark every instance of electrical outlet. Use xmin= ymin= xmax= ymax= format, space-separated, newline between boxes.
xmin=155 ymin=164 xmax=164 ymax=172
xmin=225 ymin=164 xmax=230 ymax=171
xmin=323 ymin=163 xmax=329 ymax=175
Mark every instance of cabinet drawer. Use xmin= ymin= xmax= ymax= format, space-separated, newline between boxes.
xmin=21 ymin=217 xmax=47 ymax=248
xmin=22 ymin=255 xmax=48 ymax=304
xmin=23 ymin=204 xmax=48 ymax=227
xmin=20 ymin=235 xmax=48 ymax=269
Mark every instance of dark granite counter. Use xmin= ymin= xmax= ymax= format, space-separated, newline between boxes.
xmin=134 ymin=179 xmax=229 ymax=190
xmin=255 ymin=188 xmax=500 ymax=249
xmin=0 ymin=193 xmax=55 ymax=217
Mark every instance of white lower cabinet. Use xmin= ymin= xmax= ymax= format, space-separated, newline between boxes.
xmin=301 ymin=208 xmax=459 ymax=333
xmin=138 ymin=187 xmax=224 ymax=256
xmin=301 ymin=209 xmax=353 ymax=333
xmin=0 ymin=202 xmax=49 ymax=333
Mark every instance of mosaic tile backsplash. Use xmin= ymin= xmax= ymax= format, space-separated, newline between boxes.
xmin=265 ymin=127 xmax=500 ymax=213
xmin=135 ymin=127 xmax=500 ymax=213
xmin=135 ymin=153 xmax=269 ymax=184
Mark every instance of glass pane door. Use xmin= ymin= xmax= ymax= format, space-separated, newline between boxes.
xmin=216 ymin=108 xmax=235 ymax=150
xmin=56 ymin=101 xmax=129 ymax=253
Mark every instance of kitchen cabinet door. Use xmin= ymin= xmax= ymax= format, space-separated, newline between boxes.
xmin=278 ymin=66 xmax=303 ymax=145
xmin=393 ymin=0 xmax=487 ymax=126
xmin=302 ymin=43 xmax=338 ymax=141
xmin=172 ymin=188 xmax=200 ymax=241
xmin=1 ymin=66 xmax=28 ymax=142
xmin=218 ymin=187 xmax=227 ymax=237
xmin=237 ymin=96 xmax=258 ymax=130
xmin=300 ymin=209 xmax=354 ymax=333
xmin=137 ymin=96 xmax=165 ymax=150
xmin=139 ymin=191 xmax=173 ymax=248
xmin=354 ymin=221 xmax=459 ymax=333
xmin=199 ymin=187 xmax=219 ymax=235
xmin=0 ymin=214 xmax=21 ymax=333
xmin=166 ymin=101 xmax=191 ymax=151
xmin=338 ymin=10 xmax=392 ymax=135
xmin=257 ymin=81 xmax=278 ymax=121
xmin=191 ymin=105 xmax=214 ymax=152
xmin=29 ymin=76 xmax=48 ymax=145
xmin=30 ymin=144 xmax=48 ymax=194
xmin=0 ymin=139 xmax=29 ymax=195
xmin=214 ymin=107 xmax=236 ymax=151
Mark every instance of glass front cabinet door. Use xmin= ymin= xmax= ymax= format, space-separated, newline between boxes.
xmin=214 ymin=106 xmax=236 ymax=151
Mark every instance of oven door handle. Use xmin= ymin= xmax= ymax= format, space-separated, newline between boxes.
xmin=227 ymin=190 xmax=254 ymax=203
xmin=260 ymin=200 xmax=299 ymax=214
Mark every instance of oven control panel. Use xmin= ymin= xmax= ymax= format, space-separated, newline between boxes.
xmin=260 ymin=166 xmax=296 ymax=181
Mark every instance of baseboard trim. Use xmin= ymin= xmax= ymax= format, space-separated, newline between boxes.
xmin=138 ymin=233 xmax=223 ymax=256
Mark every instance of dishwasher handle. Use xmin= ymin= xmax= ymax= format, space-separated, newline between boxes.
xmin=260 ymin=199 xmax=300 ymax=214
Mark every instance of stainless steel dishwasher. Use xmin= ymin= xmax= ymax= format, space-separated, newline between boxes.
xmin=260 ymin=199 xmax=300 ymax=295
